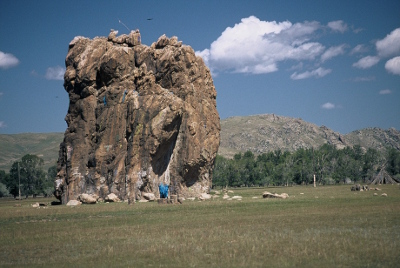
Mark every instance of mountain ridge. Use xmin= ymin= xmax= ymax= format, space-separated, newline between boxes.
xmin=219 ymin=114 xmax=399 ymax=158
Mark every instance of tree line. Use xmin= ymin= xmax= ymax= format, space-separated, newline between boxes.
xmin=1 ymin=145 xmax=400 ymax=197
xmin=0 ymin=154 xmax=57 ymax=198
xmin=212 ymin=144 xmax=400 ymax=188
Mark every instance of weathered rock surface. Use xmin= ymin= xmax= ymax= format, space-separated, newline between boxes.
xmin=66 ymin=200 xmax=82 ymax=206
xmin=55 ymin=30 xmax=220 ymax=204
xmin=78 ymin=193 xmax=97 ymax=204
xmin=199 ymin=193 xmax=211 ymax=200
xmin=105 ymin=193 xmax=120 ymax=202
xmin=142 ymin=192 xmax=155 ymax=201
xmin=262 ymin=191 xmax=289 ymax=199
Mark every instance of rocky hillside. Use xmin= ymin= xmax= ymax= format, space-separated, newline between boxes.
xmin=0 ymin=133 xmax=63 ymax=171
xmin=219 ymin=114 xmax=399 ymax=158
xmin=344 ymin=127 xmax=400 ymax=151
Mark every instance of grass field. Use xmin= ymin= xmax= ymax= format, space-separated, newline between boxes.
xmin=0 ymin=185 xmax=399 ymax=267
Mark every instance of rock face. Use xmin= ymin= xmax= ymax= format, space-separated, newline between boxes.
xmin=54 ymin=30 xmax=220 ymax=204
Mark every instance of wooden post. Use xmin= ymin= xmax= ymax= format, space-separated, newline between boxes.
xmin=313 ymin=174 xmax=316 ymax=188
xmin=18 ymin=162 xmax=21 ymax=200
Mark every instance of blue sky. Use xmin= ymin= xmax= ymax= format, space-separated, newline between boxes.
xmin=0 ymin=0 xmax=399 ymax=134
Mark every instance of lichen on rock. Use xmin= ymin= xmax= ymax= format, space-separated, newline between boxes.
xmin=55 ymin=30 xmax=220 ymax=204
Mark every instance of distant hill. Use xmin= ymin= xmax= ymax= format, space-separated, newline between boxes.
xmin=1 ymin=114 xmax=399 ymax=171
xmin=0 ymin=133 xmax=63 ymax=172
xmin=344 ymin=127 xmax=400 ymax=152
xmin=219 ymin=114 xmax=400 ymax=158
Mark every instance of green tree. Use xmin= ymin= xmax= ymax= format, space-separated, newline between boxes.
xmin=213 ymin=155 xmax=229 ymax=188
xmin=9 ymin=154 xmax=46 ymax=197
xmin=361 ymin=148 xmax=380 ymax=182
xmin=0 ymin=170 xmax=11 ymax=197
xmin=386 ymin=148 xmax=400 ymax=177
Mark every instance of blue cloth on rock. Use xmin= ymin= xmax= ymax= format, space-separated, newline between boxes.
xmin=159 ymin=184 xmax=169 ymax=198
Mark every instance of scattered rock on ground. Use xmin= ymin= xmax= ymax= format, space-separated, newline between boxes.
xmin=66 ymin=200 xmax=82 ymax=206
xmin=178 ymin=197 xmax=185 ymax=204
xmin=78 ymin=193 xmax=97 ymax=204
xmin=262 ymin=191 xmax=289 ymax=199
xmin=105 ymin=193 xmax=121 ymax=202
xmin=199 ymin=193 xmax=212 ymax=200
xmin=142 ymin=193 xmax=155 ymax=201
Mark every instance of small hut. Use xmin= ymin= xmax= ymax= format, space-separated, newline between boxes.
xmin=370 ymin=165 xmax=399 ymax=185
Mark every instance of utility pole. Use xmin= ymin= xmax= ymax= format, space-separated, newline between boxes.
xmin=17 ymin=161 xmax=21 ymax=200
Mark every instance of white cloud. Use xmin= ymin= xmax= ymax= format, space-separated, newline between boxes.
xmin=352 ymin=56 xmax=380 ymax=69
xmin=353 ymin=76 xmax=375 ymax=82
xmin=288 ymin=62 xmax=303 ymax=71
xmin=290 ymin=67 xmax=331 ymax=80
xmin=196 ymin=16 xmax=325 ymax=75
xmin=0 ymin=121 xmax=6 ymax=128
xmin=0 ymin=51 xmax=19 ymax=69
xmin=321 ymin=102 xmax=335 ymax=109
xmin=376 ymin=28 xmax=400 ymax=57
xmin=350 ymin=44 xmax=368 ymax=55
xmin=352 ymin=27 xmax=363 ymax=34
xmin=45 ymin=66 xmax=65 ymax=80
xmin=379 ymin=89 xmax=392 ymax=95
xmin=321 ymin=44 xmax=346 ymax=62
xmin=327 ymin=20 xmax=348 ymax=33
xmin=385 ymin=56 xmax=400 ymax=75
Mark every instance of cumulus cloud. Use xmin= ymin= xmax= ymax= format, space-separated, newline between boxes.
xmin=0 ymin=121 xmax=6 ymax=128
xmin=196 ymin=16 xmax=326 ymax=75
xmin=327 ymin=20 xmax=348 ymax=33
xmin=0 ymin=51 xmax=19 ymax=69
xmin=376 ymin=28 xmax=400 ymax=57
xmin=352 ymin=56 xmax=380 ymax=69
xmin=290 ymin=67 xmax=331 ymax=80
xmin=351 ymin=28 xmax=400 ymax=74
xmin=321 ymin=44 xmax=346 ymax=62
xmin=45 ymin=66 xmax=65 ymax=80
xmin=385 ymin=56 xmax=400 ymax=75
xmin=321 ymin=102 xmax=335 ymax=109
xmin=379 ymin=89 xmax=392 ymax=95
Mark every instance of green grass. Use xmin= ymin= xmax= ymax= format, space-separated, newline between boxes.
xmin=0 ymin=185 xmax=399 ymax=267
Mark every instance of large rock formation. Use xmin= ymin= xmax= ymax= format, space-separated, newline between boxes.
xmin=54 ymin=30 xmax=220 ymax=204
